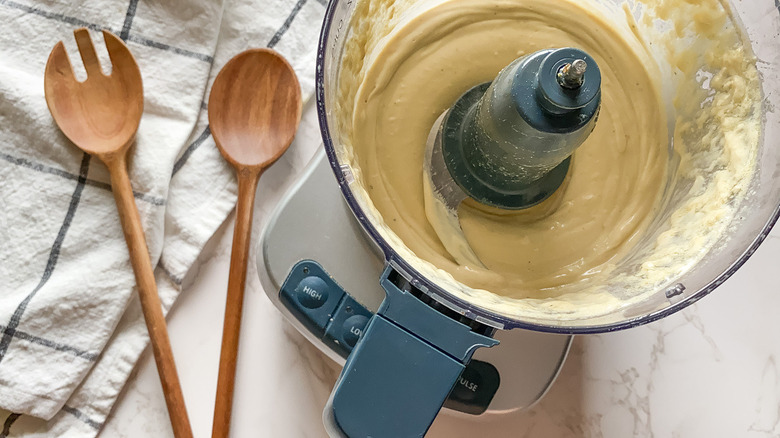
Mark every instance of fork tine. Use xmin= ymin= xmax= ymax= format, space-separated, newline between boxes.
xmin=74 ymin=28 xmax=103 ymax=78
xmin=44 ymin=41 xmax=77 ymax=85
xmin=102 ymin=31 xmax=133 ymax=72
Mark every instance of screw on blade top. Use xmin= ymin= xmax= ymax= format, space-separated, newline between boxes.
xmin=557 ymin=59 xmax=587 ymax=89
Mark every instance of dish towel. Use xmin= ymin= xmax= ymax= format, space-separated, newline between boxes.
xmin=0 ymin=0 xmax=325 ymax=435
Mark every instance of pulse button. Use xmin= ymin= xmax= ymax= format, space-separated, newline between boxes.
xmin=295 ymin=276 xmax=329 ymax=309
xmin=342 ymin=315 xmax=369 ymax=348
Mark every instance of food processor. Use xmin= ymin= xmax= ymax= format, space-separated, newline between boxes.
xmin=257 ymin=0 xmax=780 ymax=436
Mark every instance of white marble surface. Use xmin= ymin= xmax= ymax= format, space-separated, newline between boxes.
xmin=102 ymin=101 xmax=780 ymax=437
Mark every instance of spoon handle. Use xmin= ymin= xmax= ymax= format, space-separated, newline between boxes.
xmin=106 ymin=154 xmax=193 ymax=438
xmin=212 ymin=169 xmax=261 ymax=438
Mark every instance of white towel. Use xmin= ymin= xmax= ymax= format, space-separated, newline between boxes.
xmin=0 ymin=0 xmax=325 ymax=435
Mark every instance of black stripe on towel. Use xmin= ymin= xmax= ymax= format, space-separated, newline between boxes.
xmin=0 ymin=325 xmax=98 ymax=361
xmin=268 ymin=0 xmax=308 ymax=48
xmin=0 ymin=152 xmax=165 ymax=206
xmin=0 ymin=0 xmax=104 ymax=31
xmin=0 ymin=153 xmax=91 ymax=364
xmin=62 ymin=406 xmax=102 ymax=430
xmin=172 ymin=126 xmax=211 ymax=176
xmin=126 ymin=34 xmax=214 ymax=63
xmin=0 ymin=0 xmax=212 ymax=62
xmin=119 ymin=0 xmax=140 ymax=41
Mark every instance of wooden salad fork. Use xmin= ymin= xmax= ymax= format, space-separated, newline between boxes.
xmin=44 ymin=28 xmax=193 ymax=438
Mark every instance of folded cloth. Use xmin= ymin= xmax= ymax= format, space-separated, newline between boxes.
xmin=0 ymin=0 xmax=324 ymax=435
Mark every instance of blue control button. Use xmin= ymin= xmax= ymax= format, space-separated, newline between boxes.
xmin=342 ymin=315 xmax=369 ymax=348
xmin=279 ymin=261 xmax=345 ymax=335
xmin=324 ymin=295 xmax=373 ymax=358
xmin=295 ymin=276 xmax=329 ymax=309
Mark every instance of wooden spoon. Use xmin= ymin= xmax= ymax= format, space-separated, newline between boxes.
xmin=44 ymin=29 xmax=193 ymax=438
xmin=208 ymin=49 xmax=302 ymax=438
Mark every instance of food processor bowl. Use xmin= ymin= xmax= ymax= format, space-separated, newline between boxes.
xmin=315 ymin=0 xmax=780 ymax=435
xmin=317 ymin=0 xmax=780 ymax=332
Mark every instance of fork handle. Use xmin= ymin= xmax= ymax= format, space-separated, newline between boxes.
xmin=106 ymin=154 xmax=193 ymax=438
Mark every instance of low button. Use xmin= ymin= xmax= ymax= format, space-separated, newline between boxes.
xmin=342 ymin=315 xmax=369 ymax=347
xmin=295 ymin=276 xmax=329 ymax=309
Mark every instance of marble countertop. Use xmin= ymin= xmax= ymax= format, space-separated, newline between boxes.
xmin=102 ymin=101 xmax=780 ymax=438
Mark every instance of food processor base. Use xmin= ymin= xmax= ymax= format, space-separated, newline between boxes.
xmin=257 ymin=148 xmax=572 ymax=416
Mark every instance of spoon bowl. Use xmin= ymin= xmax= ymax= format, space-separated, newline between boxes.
xmin=209 ymin=49 xmax=302 ymax=168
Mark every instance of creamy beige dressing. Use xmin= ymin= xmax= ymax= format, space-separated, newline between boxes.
xmin=334 ymin=0 xmax=761 ymax=324
xmin=351 ymin=0 xmax=668 ymax=297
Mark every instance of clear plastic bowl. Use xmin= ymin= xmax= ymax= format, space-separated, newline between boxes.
xmin=315 ymin=0 xmax=780 ymax=333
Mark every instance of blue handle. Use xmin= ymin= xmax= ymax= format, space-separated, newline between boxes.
xmin=326 ymin=266 xmax=498 ymax=437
